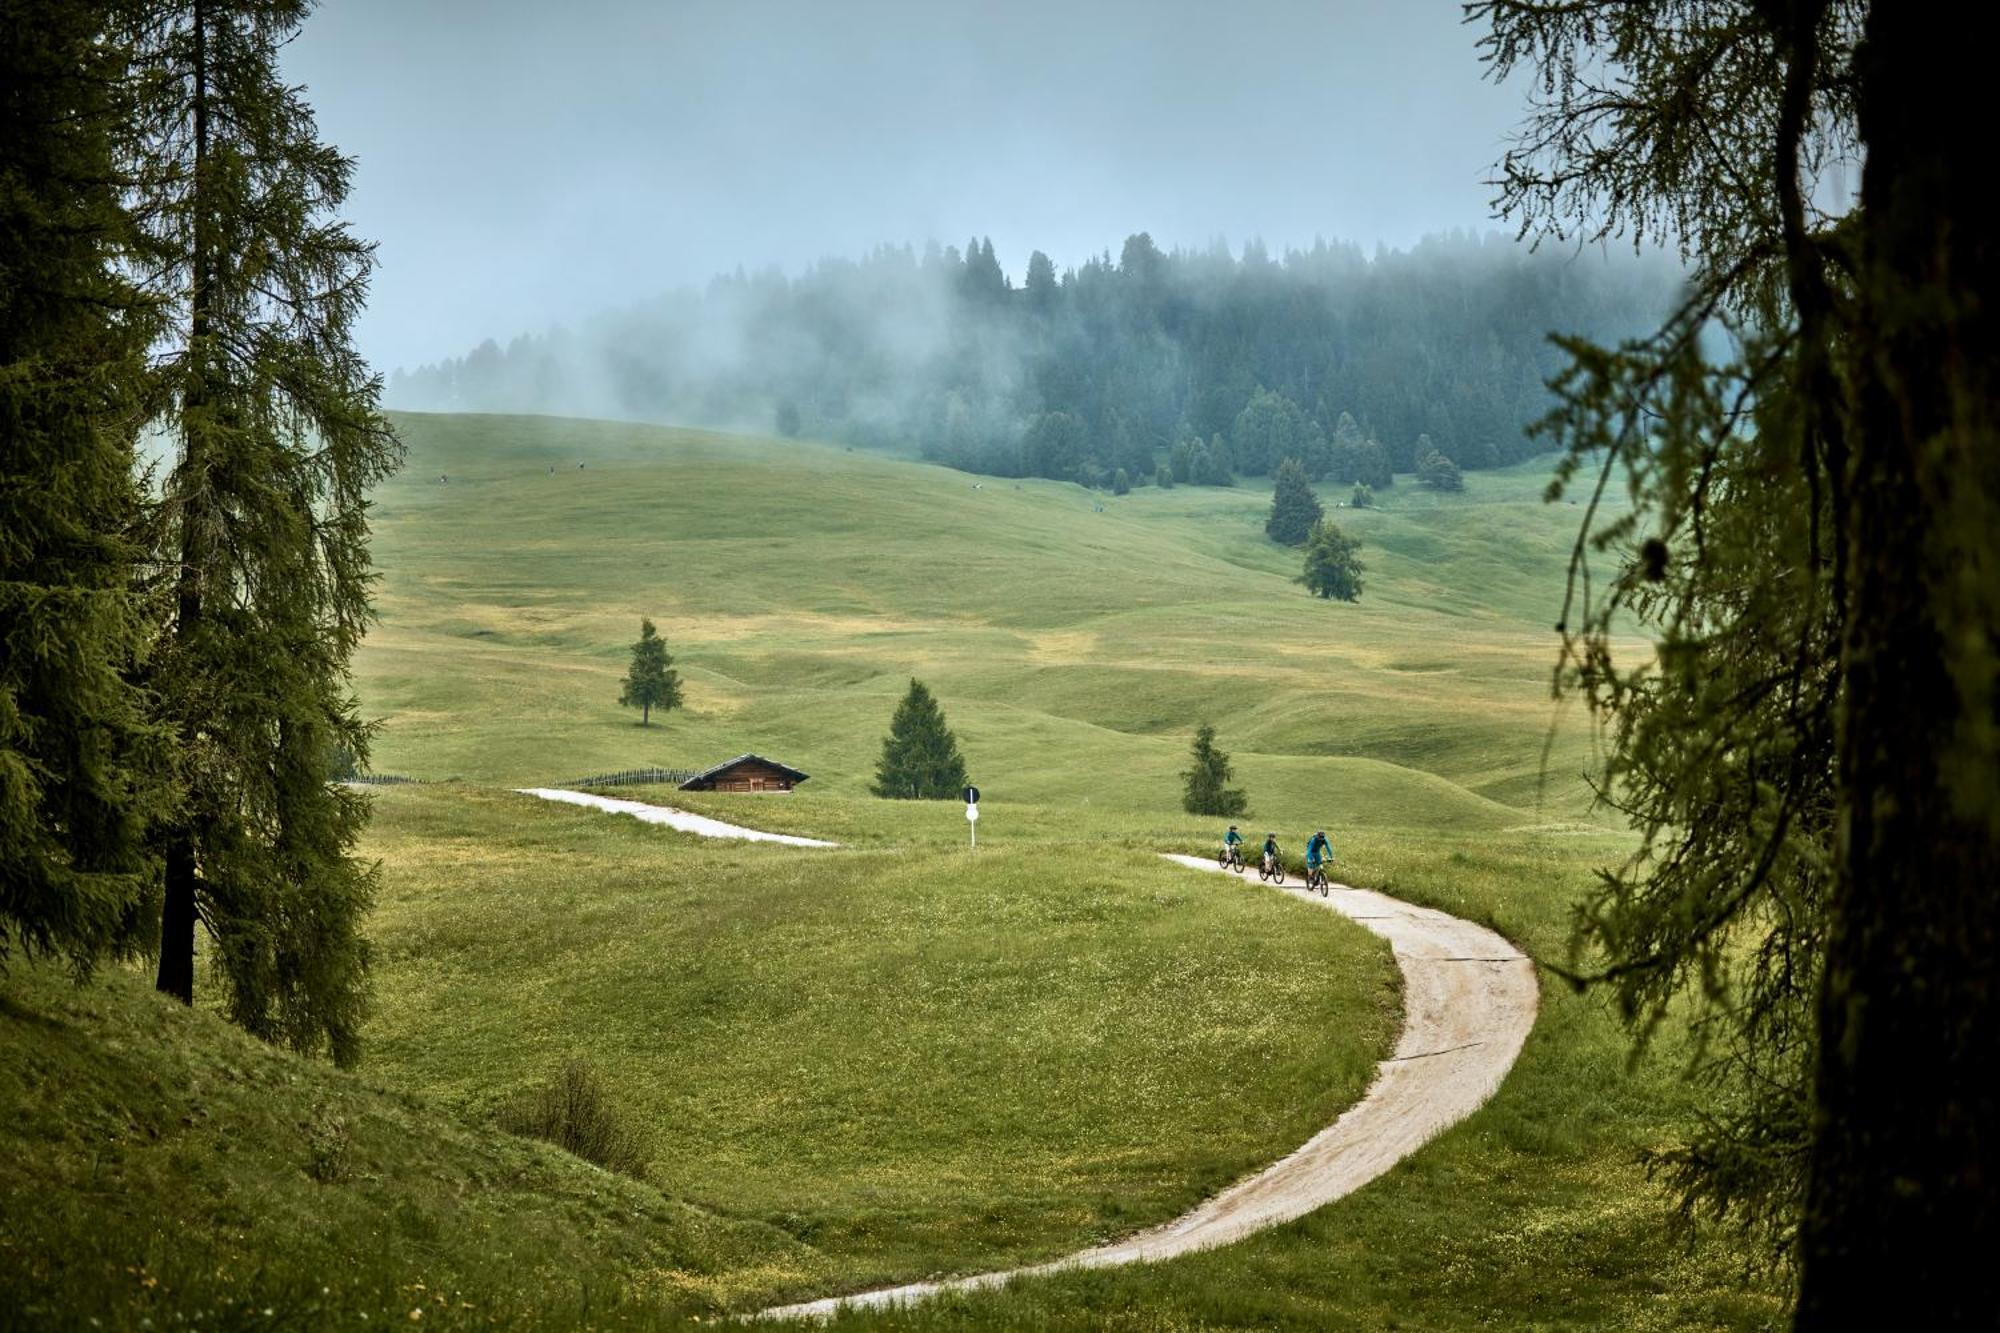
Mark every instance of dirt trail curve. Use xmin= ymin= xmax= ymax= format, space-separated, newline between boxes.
xmin=517 ymin=788 xmax=839 ymax=847
xmin=758 ymin=853 xmax=1539 ymax=1322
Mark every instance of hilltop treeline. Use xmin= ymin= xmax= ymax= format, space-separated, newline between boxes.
xmin=390 ymin=232 xmax=1680 ymax=487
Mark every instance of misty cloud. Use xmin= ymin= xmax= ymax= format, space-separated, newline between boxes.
xmin=281 ymin=1 xmax=1526 ymax=375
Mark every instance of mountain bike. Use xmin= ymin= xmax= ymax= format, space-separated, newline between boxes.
xmin=1306 ymin=863 xmax=1329 ymax=896
xmin=1218 ymin=844 xmax=1244 ymax=872
xmin=1258 ymin=852 xmax=1285 ymax=884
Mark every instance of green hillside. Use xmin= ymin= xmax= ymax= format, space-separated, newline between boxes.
xmin=357 ymin=412 xmax=1616 ymax=822
xmin=0 ymin=958 xmax=827 ymax=1326
xmin=7 ymin=413 xmax=1784 ymax=1329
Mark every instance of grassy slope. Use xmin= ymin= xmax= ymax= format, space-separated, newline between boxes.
xmin=337 ymin=415 xmax=1776 ymax=1327
xmin=5 ymin=414 xmax=1784 ymax=1328
xmin=0 ymin=959 xmax=828 ymax=1328
xmin=357 ymin=413 xmax=1603 ymax=824
xmin=828 ymin=829 xmax=1785 ymax=1332
xmin=361 ymin=785 xmax=1397 ymax=1295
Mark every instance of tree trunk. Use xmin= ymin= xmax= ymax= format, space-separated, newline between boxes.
xmin=156 ymin=0 xmax=211 ymax=1005
xmin=1796 ymin=8 xmax=2000 ymax=1325
xmin=156 ymin=841 xmax=197 ymax=1003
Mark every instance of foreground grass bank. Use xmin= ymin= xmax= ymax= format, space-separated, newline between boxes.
xmin=0 ymin=958 xmax=824 ymax=1326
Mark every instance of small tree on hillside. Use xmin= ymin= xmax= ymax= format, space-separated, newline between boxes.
xmin=1266 ymin=457 xmax=1324 ymax=545
xmin=1299 ymin=519 xmax=1365 ymax=602
xmin=1417 ymin=445 xmax=1464 ymax=492
xmin=1182 ymin=724 xmax=1247 ymax=817
xmin=873 ymin=679 xmax=969 ymax=799
xmin=619 ymin=619 xmax=682 ymax=725
xmin=1351 ymin=482 xmax=1374 ymax=509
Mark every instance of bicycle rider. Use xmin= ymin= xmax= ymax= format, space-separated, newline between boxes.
xmin=1224 ymin=824 xmax=1243 ymax=860
xmin=1305 ymin=829 xmax=1333 ymax=881
xmin=1261 ymin=832 xmax=1281 ymax=874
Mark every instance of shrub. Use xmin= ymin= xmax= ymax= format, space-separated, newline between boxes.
xmin=501 ymin=1058 xmax=650 ymax=1179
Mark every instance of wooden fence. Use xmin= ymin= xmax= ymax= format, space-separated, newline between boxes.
xmin=565 ymin=767 xmax=698 ymax=789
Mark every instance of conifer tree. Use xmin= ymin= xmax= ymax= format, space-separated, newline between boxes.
xmin=132 ymin=0 xmax=402 ymax=1065
xmin=1416 ymin=447 xmax=1463 ymax=492
xmin=1299 ymin=519 xmax=1364 ymax=602
xmin=1 ymin=0 xmax=166 ymax=976
xmin=1475 ymin=4 xmax=2000 ymax=1310
xmin=619 ymin=618 xmax=682 ymax=725
xmin=872 ymin=679 xmax=968 ymax=799
xmin=1181 ymin=724 xmax=1246 ymax=817
xmin=1265 ymin=457 xmax=1324 ymax=545
xmin=1024 ymin=250 xmax=1058 ymax=310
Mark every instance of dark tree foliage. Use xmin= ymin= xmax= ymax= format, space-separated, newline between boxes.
xmin=1265 ymin=458 xmax=1324 ymax=546
xmin=1298 ymin=520 xmax=1364 ymax=603
xmin=1326 ymin=410 xmax=1391 ymax=487
xmin=619 ymin=618 xmax=681 ymax=725
xmin=1350 ymin=482 xmax=1374 ymax=509
xmin=1233 ymin=388 xmax=1323 ymax=478
xmin=1478 ymin=0 xmax=2000 ymax=1317
xmin=872 ymin=679 xmax=968 ymax=800
xmin=1180 ymin=724 xmax=1246 ymax=818
xmin=132 ymin=0 xmax=401 ymax=1066
xmin=390 ymin=232 xmax=1679 ymax=489
xmin=0 ymin=0 xmax=167 ymax=977
xmin=1416 ymin=447 xmax=1464 ymax=492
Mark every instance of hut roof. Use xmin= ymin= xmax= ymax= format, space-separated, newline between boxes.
xmin=677 ymin=753 xmax=811 ymax=789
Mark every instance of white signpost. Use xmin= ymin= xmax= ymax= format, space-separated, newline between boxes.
xmin=964 ymin=785 xmax=980 ymax=850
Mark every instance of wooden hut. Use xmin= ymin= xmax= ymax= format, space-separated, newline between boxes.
xmin=677 ymin=754 xmax=809 ymax=794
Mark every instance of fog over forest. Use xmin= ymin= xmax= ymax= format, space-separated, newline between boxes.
xmin=389 ymin=232 xmax=1682 ymax=486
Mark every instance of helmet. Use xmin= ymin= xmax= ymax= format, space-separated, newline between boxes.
xmin=1228 ymin=824 xmax=1238 ymax=830
xmin=1316 ymin=830 xmax=1325 ymax=837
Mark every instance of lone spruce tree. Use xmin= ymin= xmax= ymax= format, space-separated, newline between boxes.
xmin=872 ymin=679 xmax=968 ymax=799
xmin=134 ymin=0 xmax=402 ymax=1065
xmin=1 ymin=0 xmax=166 ymax=975
xmin=619 ymin=619 xmax=681 ymax=725
xmin=1265 ymin=457 xmax=1324 ymax=545
xmin=1181 ymin=724 xmax=1247 ymax=817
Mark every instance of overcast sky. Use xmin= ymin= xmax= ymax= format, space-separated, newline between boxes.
xmin=284 ymin=1 xmax=1525 ymax=373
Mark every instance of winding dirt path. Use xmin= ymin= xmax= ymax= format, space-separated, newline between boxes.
xmin=516 ymin=788 xmax=840 ymax=847
xmin=759 ymin=853 xmax=1538 ymax=1321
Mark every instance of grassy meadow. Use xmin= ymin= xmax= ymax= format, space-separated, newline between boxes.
xmin=3 ymin=412 xmax=1787 ymax=1328
xmin=356 ymin=412 xmax=1607 ymax=823
xmin=360 ymin=785 xmax=1398 ymax=1293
